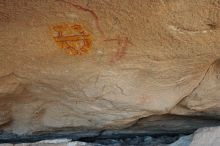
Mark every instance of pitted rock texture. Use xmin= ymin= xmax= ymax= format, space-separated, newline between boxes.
xmin=0 ymin=0 xmax=220 ymax=136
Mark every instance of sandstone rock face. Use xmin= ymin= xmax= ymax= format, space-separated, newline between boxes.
xmin=0 ymin=0 xmax=220 ymax=137
xmin=171 ymin=59 xmax=220 ymax=116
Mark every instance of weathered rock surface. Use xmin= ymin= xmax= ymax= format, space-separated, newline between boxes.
xmin=0 ymin=0 xmax=220 ymax=139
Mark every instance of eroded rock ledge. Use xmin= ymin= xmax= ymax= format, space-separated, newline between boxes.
xmin=1 ymin=126 xmax=220 ymax=146
xmin=0 ymin=114 xmax=219 ymax=144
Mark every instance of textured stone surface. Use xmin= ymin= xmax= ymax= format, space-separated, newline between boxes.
xmin=171 ymin=59 xmax=220 ymax=116
xmin=0 ymin=0 xmax=220 ymax=137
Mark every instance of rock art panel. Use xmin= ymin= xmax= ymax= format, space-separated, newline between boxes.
xmin=51 ymin=23 xmax=92 ymax=55
xmin=0 ymin=0 xmax=220 ymax=138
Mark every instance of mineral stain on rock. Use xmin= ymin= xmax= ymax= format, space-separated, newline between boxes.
xmin=51 ymin=23 xmax=92 ymax=56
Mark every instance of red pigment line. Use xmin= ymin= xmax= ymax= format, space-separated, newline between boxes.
xmin=57 ymin=0 xmax=105 ymax=38
xmin=115 ymin=38 xmax=129 ymax=60
xmin=110 ymin=37 xmax=130 ymax=63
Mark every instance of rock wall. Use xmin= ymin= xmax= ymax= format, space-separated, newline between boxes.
xmin=0 ymin=0 xmax=220 ymax=138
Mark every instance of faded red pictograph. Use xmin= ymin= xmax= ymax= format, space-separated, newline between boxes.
xmin=104 ymin=37 xmax=133 ymax=63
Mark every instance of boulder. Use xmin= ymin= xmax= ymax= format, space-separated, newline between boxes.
xmin=169 ymin=126 xmax=220 ymax=146
xmin=190 ymin=126 xmax=220 ymax=146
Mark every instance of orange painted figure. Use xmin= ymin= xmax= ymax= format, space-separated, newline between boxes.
xmin=51 ymin=23 xmax=92 ymax=55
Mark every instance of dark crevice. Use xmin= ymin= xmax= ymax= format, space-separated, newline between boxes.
xmin=0 ymin=114 xmax=219 ymax=144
